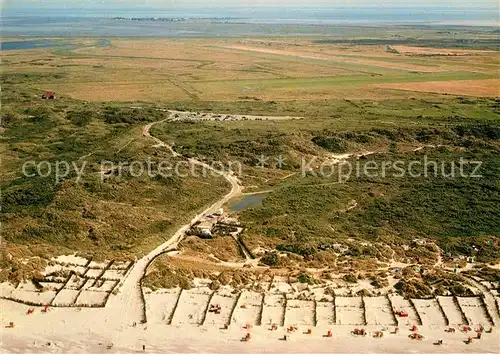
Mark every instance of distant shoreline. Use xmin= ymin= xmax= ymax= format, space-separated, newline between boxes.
xmin=3 ymin=15 xmax=499 ymax=28
xmin=1 ymin=16 xmax=499 ymax=39
xmin=2 ymin=3 xmax=499 ymax=42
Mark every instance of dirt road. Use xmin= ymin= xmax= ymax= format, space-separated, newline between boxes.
xmin=142 ymin=119 xmax=180 ymax=157
xmin=106 ymin=119 xmax=242 ymax=326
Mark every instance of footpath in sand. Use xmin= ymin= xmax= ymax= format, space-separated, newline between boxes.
xmin=105 ymin=116 xmax=243 ymax=326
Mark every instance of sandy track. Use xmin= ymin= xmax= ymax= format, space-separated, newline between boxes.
xmin=106 ymin=118 xmax=242 ymax=326
xmin=142 ymin=119 xmax=180 ymax=157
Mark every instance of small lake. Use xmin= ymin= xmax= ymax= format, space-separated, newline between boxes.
xmin=0 ymin=39 xmax=110 ymax=51
xmin=231 ymin=194 xmax=268 ymax=211
xmin=1 ymin=39 xmax=71 ymax=51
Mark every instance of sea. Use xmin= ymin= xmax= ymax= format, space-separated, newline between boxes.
xmin=1 ymin=7 xmax=499 ymax=38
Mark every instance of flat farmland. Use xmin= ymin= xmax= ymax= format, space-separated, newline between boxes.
xmin=2 ymin=37 xmax=498 ymax=102
xmin=45 ymin=81 xmax=191 ymax=101
xmin=221 ymin=43 xmax=499 ymax=74
xmin=374 ymin=79 xmax=500 ymax=97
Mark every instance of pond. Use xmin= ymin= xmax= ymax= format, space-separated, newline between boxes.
xmin=0 ymin=39 xmax=110 ymax=51
xmin=1 ymin=39 xmax=72 ymax=51
xmin=230 ymin=193 xmax=268 ymax=212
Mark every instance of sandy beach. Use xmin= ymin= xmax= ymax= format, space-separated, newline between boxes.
xmin=1 ymin=252 xmax=499 ymax=353
xmin=2 ymin=297 xmax=499 ymax=354
xmin=2 ymin=116 xmax=499 ymax=353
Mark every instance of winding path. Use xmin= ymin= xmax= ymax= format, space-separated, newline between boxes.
xmin=106 ymin=118 xmax=242 ymax=326
xmin=142 ymin=119 xmax=180 ymax=157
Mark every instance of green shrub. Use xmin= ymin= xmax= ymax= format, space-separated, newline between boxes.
xmin=343 ymin=274 xmax=358 ymax=283
xmin=260 ymin=252 xmax=280 ymax=266
xmin=312 ymin=136 xmax=348 ymax=153
xmin=66 ymin=110 xmax=94 ymax=126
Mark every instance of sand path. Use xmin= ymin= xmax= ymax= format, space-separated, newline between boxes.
xmin=142 ymin=118 xmax=180 ymax=157
xmin=106 ymin=118 xmax=242 ymax=326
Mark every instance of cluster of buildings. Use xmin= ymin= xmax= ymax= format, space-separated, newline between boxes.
xmin=189 ymin=209 xmax=241 ymax=239
xmin=112 ymin=17 xmax=236 ymax=22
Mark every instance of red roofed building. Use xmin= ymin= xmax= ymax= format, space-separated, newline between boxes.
xmin=42 ymin=91 xmax=56 ymax=99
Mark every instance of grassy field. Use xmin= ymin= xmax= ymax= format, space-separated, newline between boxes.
xmin=150 ymin=100 xmax=500 ymax=264
xmin=0 ymin=93 xmax=229 ymax=282
xmin=2 ymin=30 xmax=498 ymax=102
xmin=1 ymin=28 xmax=499 ymax=284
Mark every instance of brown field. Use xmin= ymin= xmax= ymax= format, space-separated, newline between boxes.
xmin=374 ymin=79 xmax=500 ymax=97
xmin=222 ymin=44 xmax=445 ymax=72
xmin=180 ymin=236 xmax=244 ymax=263
xmin=221 ymin=42 xmax=499 ymax=74
xmin=393 ymin=45 xmax=497 ymax=56
xmin=45 ymin=82 xmax=190 ymax=101
xmin=189 ymin=81 xmax=435 ymax=101
xmin=2 ymin=38 xmax=498 ymax=101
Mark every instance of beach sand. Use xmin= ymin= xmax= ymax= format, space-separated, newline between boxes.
xmin=2 ymin=298 xmax=499 ymax=354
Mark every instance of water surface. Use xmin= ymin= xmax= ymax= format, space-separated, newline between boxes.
xmin=1 ymin=39 xmax=111 ymax=51
xmin=0 ymin=39 xmax=72 ymax=51
xmin=231 ymin=194 xmax=268 ymax=211
xmin=2 ymin=7 xmax=498 ymax=38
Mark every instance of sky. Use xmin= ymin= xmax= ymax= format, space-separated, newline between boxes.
xmin=3 ymin=0 xmax=499 ymax=9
